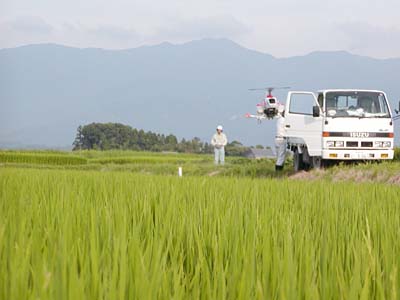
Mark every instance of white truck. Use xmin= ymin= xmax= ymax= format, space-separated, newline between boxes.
xmin=283 ymin=89 xmax=395 ymax=171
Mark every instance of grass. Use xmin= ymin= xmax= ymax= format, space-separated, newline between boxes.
xmin=1 ymin=168 xmax=400 ymax=299
xmin=1 ymin=149 xmax=400 ymax=299
xmin=394 ymin=147 xmax=400 ymax=160
xmin=289 ymin=161 xmax=400 ymax=185
xmin=0 ymin=150 xmax=288 ymax=178
xmin=90 ymin=156 xmax=206 ymax=165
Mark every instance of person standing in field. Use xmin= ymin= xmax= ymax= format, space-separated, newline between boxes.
xmin=211 ymin=125 xmax=228 ymax=165
xmin=275 ymin=104 xmax=287 ymax=171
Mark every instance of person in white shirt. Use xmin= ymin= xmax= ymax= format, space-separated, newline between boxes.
xmin=211 ymin=125 xmax=228 ymax=165
xmin=275 ymin=105 xmax=287 ymax=171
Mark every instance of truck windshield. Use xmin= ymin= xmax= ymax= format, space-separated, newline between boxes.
xmin=325 ymin=91 xmax=390 ymax=118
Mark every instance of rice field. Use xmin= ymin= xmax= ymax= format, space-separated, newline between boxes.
xmin=0 ymin=150 xmax=281 ymax=177
xmin=1 ymin=163 xmax=400 ymax=299
xmin=0 ymin=151 xmax=87 ymax=165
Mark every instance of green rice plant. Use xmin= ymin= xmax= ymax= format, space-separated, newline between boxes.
xmin=0 ymin=167 xmax=399 ymax=299
xmin=0 ymin=149 xmax=73 ymax=155
xmin=76 ymin=150 xmax=208 ymax=160
xmin=0 ymin=152 xmax=87 ymax=165
xmin=0 ymin=155 xmax=284 ymax=178
xmin=89 ymin=156 xmax=205 ymax=165
xmin=394 ymin=147 xmax=400 ymax=161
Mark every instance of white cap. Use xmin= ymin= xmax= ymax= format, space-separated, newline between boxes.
xmin=217 ymin=125 xmax=223 ymax=131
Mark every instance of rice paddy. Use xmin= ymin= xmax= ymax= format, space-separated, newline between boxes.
xmin=0 ymin=150 xmax=400 ymax=299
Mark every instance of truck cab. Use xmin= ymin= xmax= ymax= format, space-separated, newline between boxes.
xmin=284 ymin=90 xmax=394 ymax=171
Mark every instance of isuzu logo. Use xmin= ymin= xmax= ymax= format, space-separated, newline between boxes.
xmin=350 ymin=132 xmax=370 ymax=138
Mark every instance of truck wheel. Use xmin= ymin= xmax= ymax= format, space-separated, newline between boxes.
xmin=311 ymin=156 xmax=324 ymax=169
xmin=293 ymin=149 xmax=304 ymax=172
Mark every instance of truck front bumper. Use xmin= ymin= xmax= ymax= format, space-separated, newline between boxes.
xmin=322 ymin=149 xmax=394 ymax=160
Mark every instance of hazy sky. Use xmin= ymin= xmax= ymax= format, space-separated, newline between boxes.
xmin=1 ymin=0 xmax=399 ymax=58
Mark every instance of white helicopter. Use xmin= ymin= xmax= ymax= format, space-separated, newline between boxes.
xmin=245 ymin=86 xmax=290 ymax=123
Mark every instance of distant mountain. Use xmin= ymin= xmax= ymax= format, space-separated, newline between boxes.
xmin=1 ymin=38 xmax=400 ymax=148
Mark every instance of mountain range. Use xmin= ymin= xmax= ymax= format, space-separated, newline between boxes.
xmin=1 ymin=38 xmax=400 ymax=148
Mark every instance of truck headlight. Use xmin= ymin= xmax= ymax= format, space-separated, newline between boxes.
xmin=383 ymin=141 xmax=391 ymax=148
xmin=335 ymin=141 xmax=344 ymax=147
xmin=375 ymin=141 xmax=384 ymax=148
xmin=327 ymin=141 xmax=344 ymax=147
xmin=327 ymin=141 xmax=335 ymax=147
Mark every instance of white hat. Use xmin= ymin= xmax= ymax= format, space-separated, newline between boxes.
xmin=216 ymin=125 xmax=223 ymax=131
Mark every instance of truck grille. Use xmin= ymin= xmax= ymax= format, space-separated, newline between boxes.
xmin=346 ymin=141 xmax=358 ymax=147
xmin=361 ymin=141 xmax=373 ymax=147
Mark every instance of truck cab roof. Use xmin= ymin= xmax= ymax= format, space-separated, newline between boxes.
xmin=317 ymin=89 xmax=385 ymax=94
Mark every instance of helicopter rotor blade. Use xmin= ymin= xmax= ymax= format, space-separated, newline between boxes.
xmin=249 ymin=86 xmax=291 ymax=91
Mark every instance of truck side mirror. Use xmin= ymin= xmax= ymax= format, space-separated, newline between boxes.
xmin=396 ymin=101 xmax=400 ymax=114
xmin=313 ymin=106 xmax=320 ymax=117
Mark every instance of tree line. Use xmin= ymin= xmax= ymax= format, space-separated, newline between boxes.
xmin=72 ymin=123 xmax=250 ymax=156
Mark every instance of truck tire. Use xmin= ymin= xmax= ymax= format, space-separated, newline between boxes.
xmin=293 ymin=149 xmax=304 ymax=172
xmin=311 ymin=156 xmax=324 ymax=169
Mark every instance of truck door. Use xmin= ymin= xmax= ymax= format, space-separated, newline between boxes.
xmin=285 ymin=91 xmax=323 ymax=156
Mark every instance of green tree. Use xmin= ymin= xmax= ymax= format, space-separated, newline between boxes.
xmin=72 ymin=123 xmax=247 ymax=154
xmin=72 ymin=125 xmax=84 ymax=151
xmin=226 ymin=140 xmax=249 ymax=157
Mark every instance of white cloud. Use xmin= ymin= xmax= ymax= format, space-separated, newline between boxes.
xmin=59 ymin=23 xmax=144 ymax=49
xmin=1 ymin=7 xmax=400 ymax=59
xmin=0 ymin=16 xmax=55 ymax=46
xmin=7 ymin=15 xmax=53 ymax=34
xmin=87 ymin=25 xmax=139 ymax=41
xmin=0 ymin=14 xmax=249 ymax=50
xmin=154 ymin=15 xmax=250 ymax=42
xmin=0 ymin=17 xmax=144 ymax=49
xmin=335 ymin=22 xmax=400 ymax=58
